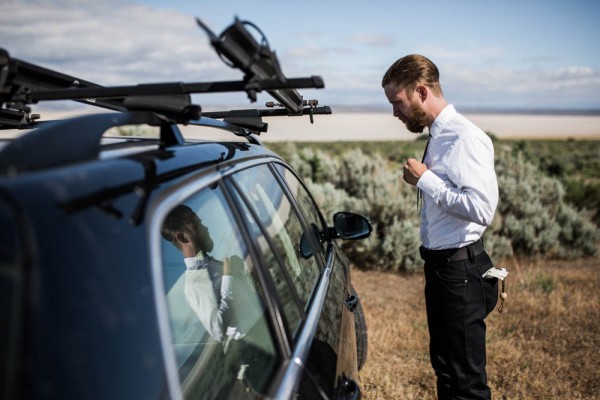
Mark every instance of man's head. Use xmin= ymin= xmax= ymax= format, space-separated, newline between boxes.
xmin=382 ymin=54 xmax=442 ymax=97
xmin=382 ymin=54 xmax=445 ymax=133
xmin=161 ymin=205 xmax=214 ymax=257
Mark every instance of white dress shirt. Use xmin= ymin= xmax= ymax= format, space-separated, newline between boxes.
xmin=416 ymin=104 xmax=499 ymax=250
xmin=184 ymin=253 xmax=234 ymax=342
xmin=183 ymin=252 xmax=263 ymax=343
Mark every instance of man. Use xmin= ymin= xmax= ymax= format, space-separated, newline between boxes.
xmin=161 ymin=204 xmax=238 ymax=343
xmin=161 ymin=204 xmax=266 ymax=396
xmin=382 ymin=54 xmax=499 ymax=399
xmin=162 ymin=204 xmax=261 ymax=346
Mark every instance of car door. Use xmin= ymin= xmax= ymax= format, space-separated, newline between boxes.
xmin=272 ymin=163 xmax=360 ymax=398
xmin=231 ymin=162 xmax=358 ymax=399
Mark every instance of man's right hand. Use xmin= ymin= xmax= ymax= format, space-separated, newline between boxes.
xmin=223 ymin=257 xmax=231 ymax=275
xmin=403 ymin=158 xmax=428 ymax=186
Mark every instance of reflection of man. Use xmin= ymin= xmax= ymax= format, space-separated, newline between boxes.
xmin=161 ymin=205 xmax=241 ymax=343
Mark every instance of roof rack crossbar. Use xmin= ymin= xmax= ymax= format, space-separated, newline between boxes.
xmin=203 ymin=105 xmax=332 ymax=120
xmin=27 ymin=76 xmax=324 ymax=102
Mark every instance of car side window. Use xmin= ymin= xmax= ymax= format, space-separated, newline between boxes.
xmin=159 ymin=182 xmax=277 ymax=399
xmin=274 ymin=163 xmax=328 ymax=253
xmin=232 ymin=164 xmax=321 ymax=336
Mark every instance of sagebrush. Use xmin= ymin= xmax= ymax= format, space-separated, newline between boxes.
xmin=274 ymin=141 xmax=599 ymax=272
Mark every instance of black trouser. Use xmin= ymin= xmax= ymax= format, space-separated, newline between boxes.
xmin=421 ymin=244 xmax=498 ymax=400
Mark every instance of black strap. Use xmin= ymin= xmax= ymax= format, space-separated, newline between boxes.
xmin=417 ymin=134 xmax=431 ymax=210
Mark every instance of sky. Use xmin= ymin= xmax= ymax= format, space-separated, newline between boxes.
xmin=1 ymin=0 xmax=599 ymax=112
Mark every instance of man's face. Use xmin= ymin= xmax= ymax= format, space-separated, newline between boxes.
xmin=184 ymin=220 xmax=214 ymax=254
xmin=384 ymin=83 xmax=428 ymax=133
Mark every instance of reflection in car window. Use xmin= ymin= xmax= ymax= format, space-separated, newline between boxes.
xmin=232 ymin=164 xmax=321 ymax=336
xmin=159 ymin=182 xmax=277 ymax=399
xmin=229 ymin=184 xmax=303 ymax=337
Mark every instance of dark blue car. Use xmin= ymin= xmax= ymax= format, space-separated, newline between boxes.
xmin=0 ymin=17 xmax=369 ymax=400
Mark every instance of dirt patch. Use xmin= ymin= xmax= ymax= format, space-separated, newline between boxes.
xmin=352 ymin=257 xmax=600 ymax=400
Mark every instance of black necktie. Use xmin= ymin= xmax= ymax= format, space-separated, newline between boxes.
xmin=417 ymin=134 xmax=431 ymax=210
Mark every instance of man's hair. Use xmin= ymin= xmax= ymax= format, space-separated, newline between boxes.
xmin=381 ymin=54 xmax=443 ymax=97
xmin=161 ymin=204 xmax=199 ymax=247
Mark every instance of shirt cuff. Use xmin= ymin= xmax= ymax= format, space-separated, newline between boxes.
xmin=417 ymin=170 xmax=444 ymax=197
xmin=221 ymin=275 xmax=233 ymax=295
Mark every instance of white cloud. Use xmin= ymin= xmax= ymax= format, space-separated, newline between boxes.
xmin=350 ymin=33 xmax=395 ymax=47
xmin=0 ymin=0 xmax=230 ymax=85
xmin=442 ymin=63 xmax=600 ymax=108
xmin=419 ymin=44 xmax=505 ymax=63
xmin=553 ymin=66 xmax=595 ymax=79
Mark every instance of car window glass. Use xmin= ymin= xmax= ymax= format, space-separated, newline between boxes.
xmin=232 ymin=165 xmax=321 ymax=326
xmin=274 ymin=164 xmax=327 ymax=253
xmin=159 ymin=183 xmax=277 ymax=399
xmin=229 ymin=186 xmax=303 ymax=337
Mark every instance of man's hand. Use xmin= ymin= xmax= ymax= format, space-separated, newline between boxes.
xmin=403 ymin=158 xmax=428 ymax=186
xmin=223 ymin=257 xmax=231 ymax=275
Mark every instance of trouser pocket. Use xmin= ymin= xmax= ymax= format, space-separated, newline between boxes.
xmin=472 ymin=252 xmax=498 ymax=316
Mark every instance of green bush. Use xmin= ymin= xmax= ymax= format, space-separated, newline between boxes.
xmin=279 ymin=142 xmax=599 ymax=273
xmin=495 ymin=146 xmax=598 ymax=259
xmin=290 ymin=146 xmax=422 ymax=272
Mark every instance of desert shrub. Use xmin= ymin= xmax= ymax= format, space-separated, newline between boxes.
xmin=289 ymin=145 xmax=422 ymax=272
xmin=554 ymin=205 xmax=598 ymax=258
xmin=563 ymin=178 xmax=600 ymax=225
xmin=283 ymin=142 xmax=598 ymax=273
xmin=495 ymin=146 xmax=598 ymax=258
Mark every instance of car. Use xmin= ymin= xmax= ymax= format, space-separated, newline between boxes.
xmin=0 ymin=17 xmax=370 ymax=400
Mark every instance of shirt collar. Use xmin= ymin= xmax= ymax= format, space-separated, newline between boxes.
xmin=429 ymin=104 xmax=456 ymax=138
xmin=184 ymin=252 xmax=209 ymax=270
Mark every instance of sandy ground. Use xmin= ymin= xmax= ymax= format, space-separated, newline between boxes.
xmin=262 ymin=112 xmax=600 ymax=142
xmin=4 ymin=110 xmax=600 ymax=141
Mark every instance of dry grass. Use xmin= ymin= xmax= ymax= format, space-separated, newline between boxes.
xmin=353 ymin=257 xmax=600 ymax=400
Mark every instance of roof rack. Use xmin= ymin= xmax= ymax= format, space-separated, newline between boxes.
xmin=0 ymin=17 xmax=331 ymax=132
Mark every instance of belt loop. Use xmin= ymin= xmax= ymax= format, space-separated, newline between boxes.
xmin=467 ymin=245 xmax=474 ymax=262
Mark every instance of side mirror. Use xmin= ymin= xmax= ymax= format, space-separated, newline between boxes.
xmin=332 ymin=212 xmax=372 ymax=240
xmin=298 ymin=223 xmax=322 ymax=259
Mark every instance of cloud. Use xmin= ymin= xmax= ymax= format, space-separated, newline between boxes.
xmin=419 ymin=44 xmax=505 ymax=63
xmin=442 ymin=63 xmax=600 ymax=108
xmin=0 ymin=0 xmax=231 ymax=85
xmin=350 ymin=33 xmax=395 ymax=47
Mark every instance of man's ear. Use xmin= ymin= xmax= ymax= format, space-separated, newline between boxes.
xmin=176 ymin=232 xmax=189 ymax=244
xmin=416 ymin=85 xmax=427 ymax=102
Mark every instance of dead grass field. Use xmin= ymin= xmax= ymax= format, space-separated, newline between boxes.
xmin=352 ymin=257 xmax=600 ymax=400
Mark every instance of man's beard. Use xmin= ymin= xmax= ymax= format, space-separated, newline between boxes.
xmin=404 ymin=99 xmax=428 ymax=133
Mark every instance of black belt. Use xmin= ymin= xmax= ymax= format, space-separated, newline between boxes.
xmin=419 ymin=239 xmax=485 ymax=263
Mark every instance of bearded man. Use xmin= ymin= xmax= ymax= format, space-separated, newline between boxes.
xmin=382 ymin=54 xmax=500 ymax=400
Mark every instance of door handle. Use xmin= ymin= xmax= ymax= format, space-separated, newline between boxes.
xmin=338 ymin=376 xmax=361 ymax=400
xmin=344 ymin=294 xmax=358 ymax=312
